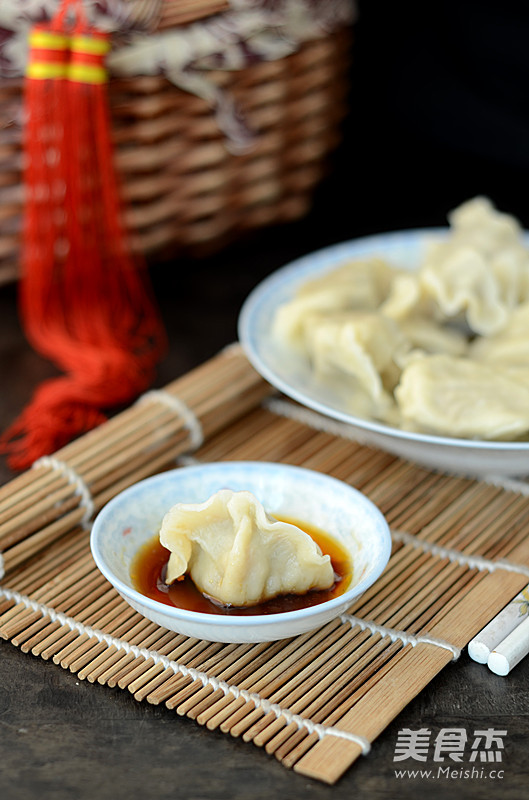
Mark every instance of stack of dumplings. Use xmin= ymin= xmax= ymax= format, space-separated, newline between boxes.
xmin=272 ymin=197 xmax=529 ymax=440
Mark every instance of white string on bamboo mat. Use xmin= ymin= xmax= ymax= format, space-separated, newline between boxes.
xmin=136 ymin=389 xmax=204 ymax=450
xmin=264 ymin=398 xmax=529 ymax=495
xmin=176 ymin=454 xmax=202 ymax=467
xmin=0 ymin=581 xmax=371 ymax=754
xmin=481 ymin=474 xmax=529 ymax=497
xmin=221 ymin=341 xmax=244 ymax=358
xmin=340 ymin=612 xmax=460 ymax=659
xmin=137 ymin=390 xmax=204 ymax=450
xmin=32 ymin=456 xmax=95 ymax=529
xmin=263 ymin=397 xmax=376 ymax=448
xmin=391 ymin=529 xmax=529 ymax=579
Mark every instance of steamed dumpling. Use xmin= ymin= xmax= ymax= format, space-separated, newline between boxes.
xmin=470 ymin=302 xmax=529 ymax=367
xmin=272 ymin=257 xmax=393 ymax=350
xmin=271 ymin=197 xmax=529 ymax=442
xmin=419 ymin=247 xmax=510 ymax=334
xmin=379 ymin=272 xmax=425 ymax=321
xmin=159 ymin=490 xmax=334 ymax=607
xmin=398 ymin=317 xmax=469 ymax=358
xmin=448 ymin=196 xmax=524 ymax=256
xmin=395 ymin=354 xmax=529 ymax=440
xmin=297 ymin=257 xmax=393 ymax=303
xmin=418 ymin=198 xmax=529 ymax=335
xmin=303 ymin=312 xmax=403 ymax=421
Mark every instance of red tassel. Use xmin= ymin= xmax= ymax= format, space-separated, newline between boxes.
xmin=1 ymin=1 xmax=166 ymax=471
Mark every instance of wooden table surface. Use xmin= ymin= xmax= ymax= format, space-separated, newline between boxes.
xmin=1 ymin=196 xmax=529 ymax=799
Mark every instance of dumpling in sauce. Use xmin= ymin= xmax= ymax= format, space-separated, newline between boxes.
xmin=159 ymin=490 xmax=334 ymax=607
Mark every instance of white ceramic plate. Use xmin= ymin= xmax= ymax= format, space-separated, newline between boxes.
xmin=90 ymin=462 xmax=391 ymax=643
xmin=238 ymin=229 xmax=529 ymax=477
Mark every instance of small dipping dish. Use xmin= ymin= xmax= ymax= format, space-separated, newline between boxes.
xmin=90 ymin=462 xmax=391 ymax=643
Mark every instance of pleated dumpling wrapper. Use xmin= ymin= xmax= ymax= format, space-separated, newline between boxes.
xmin=395 ymin=354 xmax=529 ymax=439
xmin=159 ymin=489 xmax=335 ymax=607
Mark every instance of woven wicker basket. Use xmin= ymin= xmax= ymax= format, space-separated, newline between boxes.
xmin=0 ymin=2 xmax=352 ymax=285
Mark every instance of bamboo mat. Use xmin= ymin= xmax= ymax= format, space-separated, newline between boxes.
xmin=1 ymin=345 xmax=529 ymax=784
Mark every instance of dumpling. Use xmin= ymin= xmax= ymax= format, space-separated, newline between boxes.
xmin=297 ymin=257 xmax=393 ymax=304
xmin=395 ymin=354 xmax=529 ymax=440
xmin=419 ymin=247 xmax=510 ymax=335
xmin=159 ymin=490 xmax=334 ymax=607
xmin=448 ymin=196 xmax=523 ymax=255
xmin=418 ymin=198 xmax=529 ymax=335
xmin=398 ymin=317 xmax=469 ymax=358
xmin=270 ymin=196 xmax=529 ymax=442
xmin=272 ymin=257 xmax=393 ymax=350
xmin=470 ymin=302 xmax=529 ymax=367
xmin=303 ymin=312 xmax=404 ymax=421
xmin=379 ymin=272 xmax=424 ymax=322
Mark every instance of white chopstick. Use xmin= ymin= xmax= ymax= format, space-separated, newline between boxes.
xmin=468 ymin=586 xmax=529 ymax=674
xmin=488 ymin=616 xmax=529 ymax=676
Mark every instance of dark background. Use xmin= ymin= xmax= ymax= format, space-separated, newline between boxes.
xmin=341 ymin=0 xmax=529 ymax=235
xmin=1 ymin=3 xmax=529 ymax=798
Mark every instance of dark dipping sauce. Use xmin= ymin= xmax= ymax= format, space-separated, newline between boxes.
xmin=130 ymin=517 xmax=352 ymax=616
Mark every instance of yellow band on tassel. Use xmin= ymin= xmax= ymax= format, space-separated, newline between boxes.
xmin=26 ymin=62 xmax=69 ymax=80
xmin=29 ymin=31 xmax=70 ymax=51
xmin=68 ymin=64 xmax=108 ymax=84
xmin=71 ymin=35 xmax=111 ymax=56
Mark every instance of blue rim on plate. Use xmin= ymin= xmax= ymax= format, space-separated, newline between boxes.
xmin=238 ymin=230 xmax=529 ymax=476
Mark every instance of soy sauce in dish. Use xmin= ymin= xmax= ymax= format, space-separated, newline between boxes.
xmin=130 ymin=517 xmax=352 ymax=616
